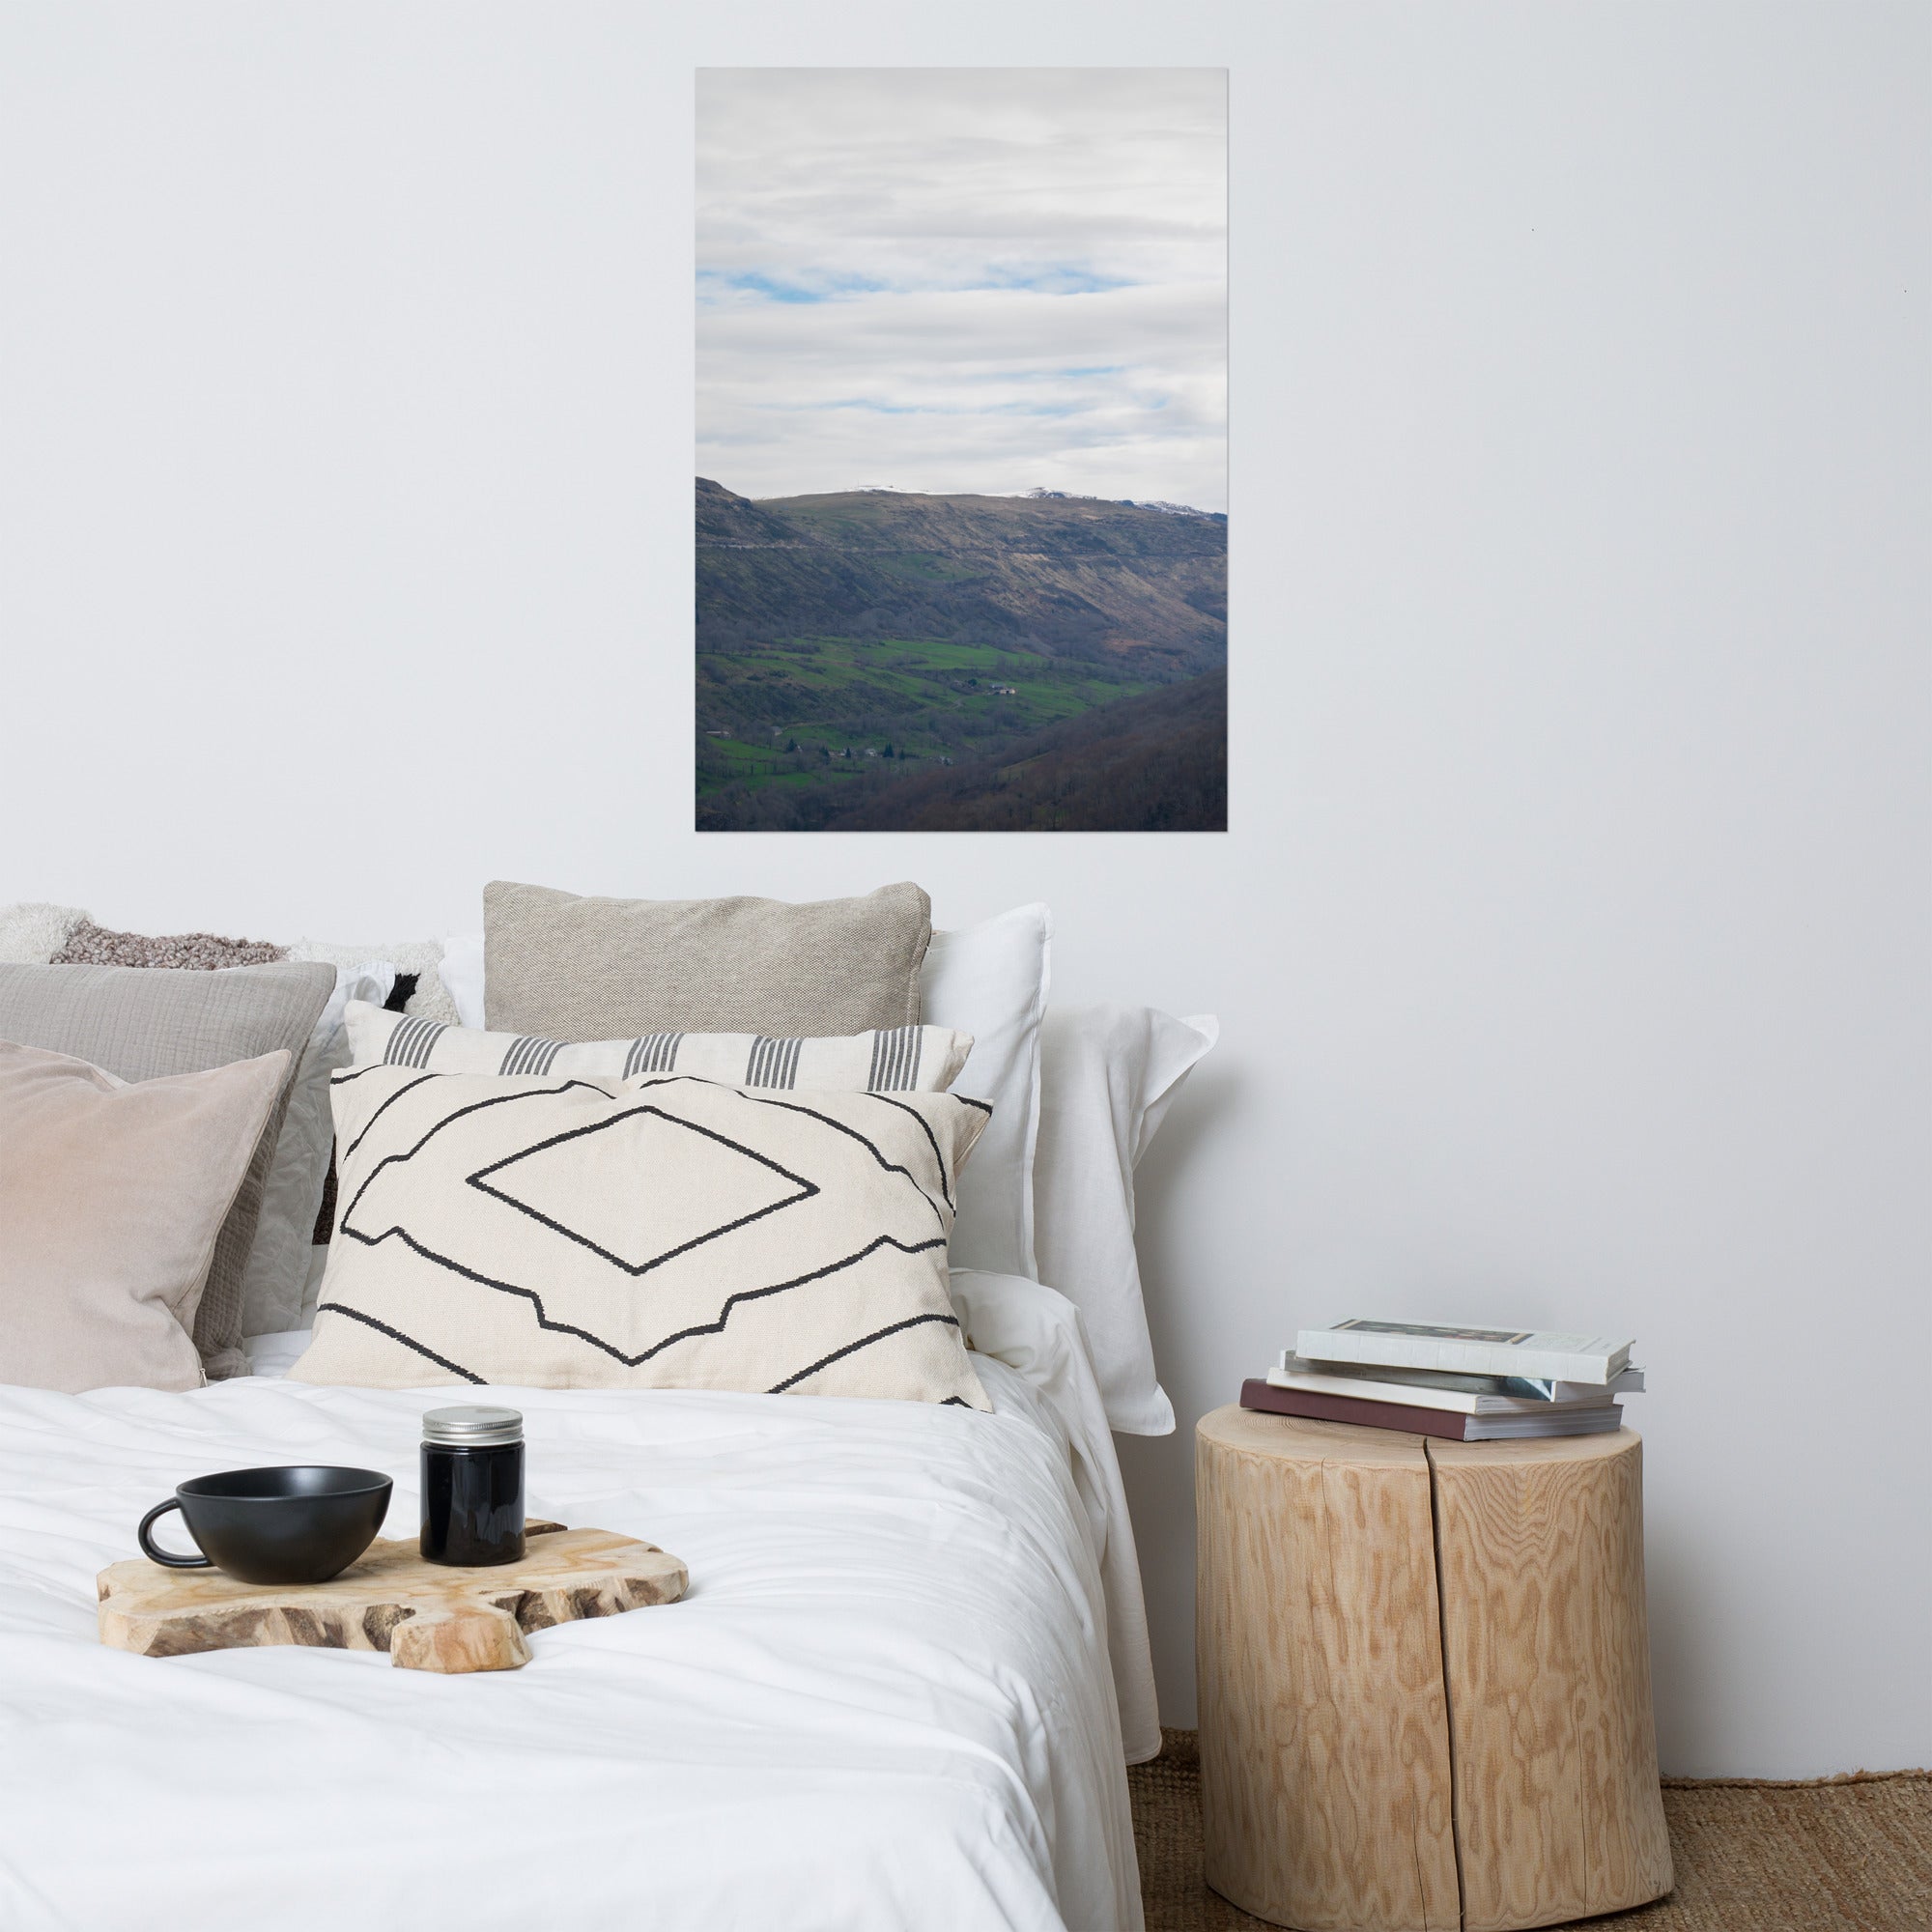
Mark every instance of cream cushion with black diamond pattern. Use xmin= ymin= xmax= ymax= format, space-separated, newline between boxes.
xmin=286 ymin=1065 xmax=991 ymax=1406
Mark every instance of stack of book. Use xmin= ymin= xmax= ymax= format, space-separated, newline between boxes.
xmin=1240 ymin=1319 xmax=1643 ymax=1441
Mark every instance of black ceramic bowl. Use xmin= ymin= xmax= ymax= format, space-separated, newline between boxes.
xmin=138 ymin=1466 xmax=392 ymax=1585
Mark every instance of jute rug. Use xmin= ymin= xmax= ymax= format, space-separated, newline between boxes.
xmin=1128 ymin=1730 xmax=1931 ymax=1932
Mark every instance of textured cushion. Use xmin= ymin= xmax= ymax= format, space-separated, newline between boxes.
xmin=1 ymin=902 xmax=287 ymax=971
xmin=344 ymin=1000 xmax=972 ymax=1092
xmin=51 ymin=919 xmax=285 ymax=969
xmin=483 ymin=881 xmax=931 ymax=1039
xmin=289 ymin=1066 xmax=989 ymax=1406
xmin=0 ymin=902 xmax=89 ymax=963
xmin=0 ymin=1041 xmax=290 ymax=1392
xmin=288 ymin=937 xmax=460 ymax=1024
xmin=921 ymin=904 xmax=1052 ymax=1281
xmin=0 ymin=960 xmax=334 ymax=1378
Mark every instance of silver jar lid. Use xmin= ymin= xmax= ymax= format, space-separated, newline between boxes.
xmin=422 ymin=1405 xmax=523 ymax=1447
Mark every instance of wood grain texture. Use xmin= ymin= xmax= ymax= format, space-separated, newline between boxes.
xmin=98 ymin=1526 xmax=687 ymax=1673
xmin=1196 ymin=1406 xmax=1461 ymax=1932
xmin=1429 ymin=1429 xmax=1673 ymax=1930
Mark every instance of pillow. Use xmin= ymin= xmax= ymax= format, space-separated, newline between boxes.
xmin=483 ymin=880 xmax=931 ymax=1038
xmin=0 ymin=959 xmax=335 ymax=1378
xmin=344 ymin=1000 xmax=973 ymax=1092
xmin=0 ymin=902 xmax=90 ymax=963
xmin=289 ymin=1067 xmax=990 ymax=1406
xmin=0 ymin=909 xmax=393 ymax=1343
xmin=239 ymin=963 xmax=396 ymax=1338
xmin=287 ymin=937 xmax=460 ymax=1025
xmin=438 ymin=929 xmax=486 ymax=1028
xmin=1 ymin=902 xmax=288 ymax=971
xmin=0 ymin=908 xmax=393 ymax=1344
xmin=0 ymin=1041 xmax=290 ymax=1392
xmin=920 ymin=904 xmax=1052 ymax=1280
xmin=51 ymin=919 xmax=285 ymax=969
xmin=1032 ymin=1005 xmax=1217 ymax=1435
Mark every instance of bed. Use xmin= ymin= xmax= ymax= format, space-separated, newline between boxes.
xmin=0 ymin=896 xmax=1204 ymax=1932
xmin=0 ymin=1269 xmax=1153 ymax=1932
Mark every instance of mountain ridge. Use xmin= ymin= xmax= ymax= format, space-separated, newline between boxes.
xmin=696 ymin=477 xmax=1225 ymax=669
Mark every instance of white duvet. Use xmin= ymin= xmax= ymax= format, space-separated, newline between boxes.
xmin=0 ymin=1272 xmax=1151 ymax=1932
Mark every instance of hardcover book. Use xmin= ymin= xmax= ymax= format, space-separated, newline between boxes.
xmin=1270 ymin=1355 xmax=1642 ymax=1415
xmin=1239 ymin=1378 xmax=1626 ymax=1442
xmin=1294 ymin=1320 xmax=1634 ymax=1385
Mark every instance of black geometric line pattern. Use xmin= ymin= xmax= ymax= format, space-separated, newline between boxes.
xmin=342 ymin=1078 xmax=585 ymax=1181
xmin=315 ymin=1300 xmax=485 ymax=1382
xmin=767 ymin=1311 xmax=960 ymax=1392
xmin=674 ymin=1084 xmax=955 ymax=1228
xmin=342 ymin=1069 xmax=440 ymax=1161
xmin=339 ymin=1218 xmax=949 ymax=1367
xmin=862 ymin=1094 xmax=959 ymax=1214
xmin=466 ymin=1107 xmax=818 ymax=1275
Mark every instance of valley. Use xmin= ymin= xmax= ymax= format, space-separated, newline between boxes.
xmin=695 ymin=478 xmax=1227 ymax=832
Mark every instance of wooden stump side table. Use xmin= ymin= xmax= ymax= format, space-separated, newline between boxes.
xmin=1195 ymin=1406 xmax=1672 ymax=1932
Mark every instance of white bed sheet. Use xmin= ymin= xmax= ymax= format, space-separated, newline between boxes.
xmin=0 ymin=1303 xmax=1148 ymax=1931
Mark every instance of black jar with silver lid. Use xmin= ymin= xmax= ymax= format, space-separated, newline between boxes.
xmin=420 ymin=1406 xmax=525 ymax=1567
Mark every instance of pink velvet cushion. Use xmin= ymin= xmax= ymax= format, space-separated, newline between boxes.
xmin=0 ymin=1040 xmax=290 ymax=1393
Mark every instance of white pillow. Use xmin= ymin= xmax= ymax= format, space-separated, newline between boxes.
xmin=920 ymin=905 xmax=1052 ymax=1281
xmin=1032 ymin=1004 xmax=1217 ymax=1435
xmin=238 ymin=962 xmax=394 ymax=1338
xmin=439 ymin=929 xmax=486 ymax=1028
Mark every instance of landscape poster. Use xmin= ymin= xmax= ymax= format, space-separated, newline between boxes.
xmin=696 ymin=69 xmax=1227 ymax=833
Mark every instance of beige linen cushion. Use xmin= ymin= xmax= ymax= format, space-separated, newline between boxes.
xmin=0 ymin=960 xmax=335 ymax=1378
xmin=483 ymin=881 xmax=931 ymax=1039
xmin=0 ymin=1041 xmax=291 ymax=1392
xmin=289 ymin=1065 xmax=990 ymax=1406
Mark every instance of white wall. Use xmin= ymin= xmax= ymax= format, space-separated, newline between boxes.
xmin=1 ymin=2 xmax=1925 ymax=1776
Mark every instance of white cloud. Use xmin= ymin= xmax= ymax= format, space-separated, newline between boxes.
xmin=696 ymin=69 xmax=1227 ymax=510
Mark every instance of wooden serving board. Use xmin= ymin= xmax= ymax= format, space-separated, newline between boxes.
xmin=97 ymin=1523 xmax=688 ymax=1673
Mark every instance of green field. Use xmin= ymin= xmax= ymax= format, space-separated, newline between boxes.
xmin=696 ymin=636 xmax=1157 ymax=798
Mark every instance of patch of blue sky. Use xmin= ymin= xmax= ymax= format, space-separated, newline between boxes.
xmin=775 ymin=396 xmax=1099 ymax=420
xmin=996 ymin=364 xmax=1128 ymax=383
xmin=698 ymin=265 xmax=1138 ymax=302
xmin=696 ymin=270 xmax=888 ymax=305
xmin=983 ymin=265 xmax=1136 ymax=295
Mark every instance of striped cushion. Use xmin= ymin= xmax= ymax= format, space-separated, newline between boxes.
xmin=344 ymin=1003 xmax=974 ymax=1094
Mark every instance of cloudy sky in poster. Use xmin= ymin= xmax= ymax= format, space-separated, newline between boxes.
xmin=696 ymin=69 xmax=1227 ymax=511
